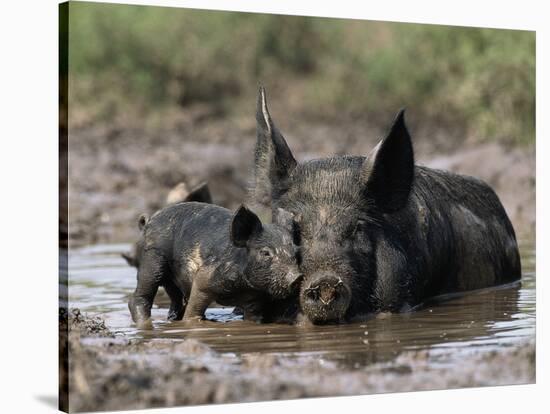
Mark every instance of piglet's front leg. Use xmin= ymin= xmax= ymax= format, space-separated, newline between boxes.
xmin=182 ymin=272 xmax=214 ymax=320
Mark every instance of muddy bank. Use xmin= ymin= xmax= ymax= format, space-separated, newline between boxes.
xmin=64 ymin=309 xmax=534 ymax=412
xmin=67 ymin=108 xmax=535 ymax=246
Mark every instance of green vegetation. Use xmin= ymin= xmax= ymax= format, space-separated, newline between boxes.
xmin=67 ymin=2 xmax=535 ymax=145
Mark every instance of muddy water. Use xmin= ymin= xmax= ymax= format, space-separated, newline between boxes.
xmin=67 ymin=239 xmax=535 ymax=368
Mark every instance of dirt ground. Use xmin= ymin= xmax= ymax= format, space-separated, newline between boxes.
xmin=63 ymin=309 xmax=534 ymax=412
xmin=66 ymin=105 xmax=535 ymax=246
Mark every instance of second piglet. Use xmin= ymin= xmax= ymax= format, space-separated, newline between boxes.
xmin=128 ymin=202 xmax=302 ymax=325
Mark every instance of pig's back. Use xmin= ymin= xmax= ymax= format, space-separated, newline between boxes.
xmin=409 ymin=166 xmax=521 ymax=293
xmin=143 ymin=202 xmax=233 ymax=258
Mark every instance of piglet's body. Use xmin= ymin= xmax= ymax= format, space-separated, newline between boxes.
xmin=128 ymin=202 xmax=301 ymax=325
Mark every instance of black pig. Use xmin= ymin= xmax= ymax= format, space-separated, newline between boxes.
xmin=253 ymin=87 xmax=521 ymax=324
xmin=166 ymin=181 xmax=213 ymax=205
xmin=128 ymin=202 xmax=302 ymax=325
xmin=122 ymin=181 xmax=213 ymax=267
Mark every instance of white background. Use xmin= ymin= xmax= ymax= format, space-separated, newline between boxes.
xmin=0 ymin=0 xmax=547 ymax=413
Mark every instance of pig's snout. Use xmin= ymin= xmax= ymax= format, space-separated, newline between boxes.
xmin=305 ymin=276 xmax=343 ymax=304
xmin=300 ymin=272 xmax=351 ymax=324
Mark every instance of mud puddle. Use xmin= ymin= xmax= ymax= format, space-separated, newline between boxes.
xmin=66 ymin=239 xmax=535 ymax=368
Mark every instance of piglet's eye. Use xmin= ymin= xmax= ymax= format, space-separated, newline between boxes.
xmin=260 ymin=248 xmax=272 ymax=257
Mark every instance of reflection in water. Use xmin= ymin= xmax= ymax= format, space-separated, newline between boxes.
xmin=67 ymin=240 xmax=535 ymax=368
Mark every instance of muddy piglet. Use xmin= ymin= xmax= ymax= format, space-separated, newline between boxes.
xmin=128 ymin=202 xmax=302 ymax=325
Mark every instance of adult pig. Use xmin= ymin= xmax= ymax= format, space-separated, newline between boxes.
xmin=253 ymin=87 xmax=521 ymax=324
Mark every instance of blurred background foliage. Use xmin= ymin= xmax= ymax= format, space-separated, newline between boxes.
xmin=67 ymin=2 xmax=535 ymax=145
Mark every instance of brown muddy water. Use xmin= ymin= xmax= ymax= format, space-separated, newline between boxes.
xmin=65 ymin=238 xmax=535 ymax=369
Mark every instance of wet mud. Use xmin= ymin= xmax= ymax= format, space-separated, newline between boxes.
xmin=66 ymin=309 xmax=534 ymax=412
xmin=63 ymin=240 xmax=535 ymax=412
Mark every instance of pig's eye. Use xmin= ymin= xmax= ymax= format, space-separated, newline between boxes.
xmin=292 ymin=220 xmax=302 ymax=246
xmin=260 ymin=248 xmax=273 ymax=258
xmin=352 ymin=219 xmax=367 ymax=237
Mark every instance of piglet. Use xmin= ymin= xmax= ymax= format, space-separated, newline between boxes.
xmin=128 ymin=202 xmax=302 ymax=325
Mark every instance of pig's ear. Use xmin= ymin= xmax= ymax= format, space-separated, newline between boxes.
xmin=231 ymin=205 xmax=263 ymax=247
xmin=183 ymin=182 xmax=213 ymax=204
xmin=254 ymin=86 xmax=297 ymax=206
xmin=361 ymin=109 xmax=414 ymax=213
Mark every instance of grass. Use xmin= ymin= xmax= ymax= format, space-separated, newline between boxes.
xmin=66 ymin=2 xmax=535 ymax=145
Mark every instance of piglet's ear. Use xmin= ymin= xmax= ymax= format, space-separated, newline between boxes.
xmin=138 ymin=214 xmax=149 ymax=231
xmin=361 ymin=109 xmax=414 ymax=213
xmin=183 ymin=182 xmax=213 ymax=204
xmin=231 ymin=205 xmax=263 ymax=248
